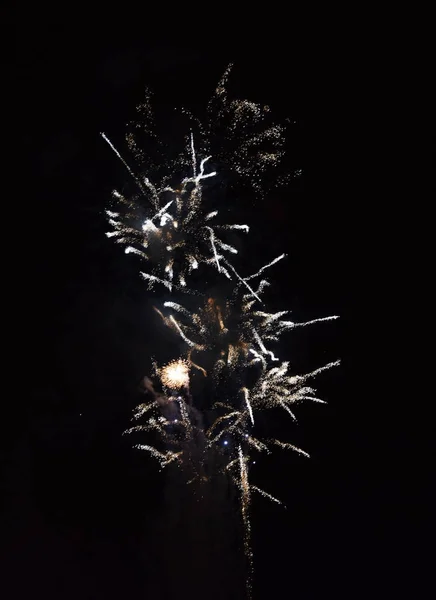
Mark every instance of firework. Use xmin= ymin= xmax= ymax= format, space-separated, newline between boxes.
xmin=103 ymin=132 xmax=251 ymax=292
xmin=158 ymin=359 xmax=190 ymax=391
xmin=155 ymin=278 xmax=339 ymax=377
xmin=102 ymin=64 xmax=295 ymax=294
xmin=104 ymin=65 xmax=339 ymax=599
xmin=204 ymin=63 xmax=291 ymax=195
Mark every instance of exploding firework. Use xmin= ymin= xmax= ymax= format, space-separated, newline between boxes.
xmin=155 ymin=275 xmax=339 ymax=378
xmin=104 ymin=65 xmax=339 ymax=598
xmin=102 ymin=64 xmax=294 ymax=293
xmin=158 ymin=358 xmax=190 ymax=391
xmin=103 ymin=132 xmax=251 ymax=292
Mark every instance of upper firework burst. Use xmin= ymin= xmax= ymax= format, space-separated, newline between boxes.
xmin=124 ymin=64 xmax=291 ymax=196
xmin=102 ymin=64 xmax=291 ymax=291
xmin=185 ymin=63 xmax=291 ymax=195
xmin=104 ymin=133 xmax=249 ymax=291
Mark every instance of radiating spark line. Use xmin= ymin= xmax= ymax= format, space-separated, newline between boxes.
xmin=206 ymin=226 xmax=221 ymax=272
xmin=238 ymin=445 xmax=253 ymax=597
xmin=252 ymin=485 xmax=282 ymax=505
xmin=242 ymin=387 xmax=254 ymax=425
xmin=163 ymin=301 xmax=193 ymax=319
xmin=300 ymin=360 xmax=341 ymax=382
xmin=132 ymin=402 xmax=156 ymax=420
xmin=252 ymin=328 xmax=279 ymax=361
xmin=188 ymin=357 xmax=207 ymax=377
xmin=190 ymin=131 xmax=197 ymax=177
xmin=101 ymin=132 xmax=147 ymax=195
xmin=246 ymin=436 xmax=269 ymax=453
xmin=169 ymin=315 xmax=205 ymax=349
xmin=244 ymin=253 xmax=286 ymax=281
xmin=279 ymin=315 xmax=340 ymax=330
xmin=134 ymin=444 xmax=181 ymax=466
xmin=279 ymin=400 xmax=297 ymax=421
xmin=125 ymin=246 xmax=147 ymax=258
xmin=301 ymin=396 xmax=327 ymax=403
xmin=178 ymin=399 xmax=193 ymax=437
xmin=248 ymin=347 xmax=267 ymax=368
xmin=207 ymin=411 xmax=242 ymax=436
xmin=269 ymin=439 xmax=310 ymax=458
xmin=150 ymin=200 xmax=174 ymax=223
xmin=217 ymin=224 xmax=249 ymax=233
xmin=198 ymin=156 xmax=215 ymax=181
xmin=223 ymin=260 xmax=262 ymax=303
xmin=140 ymin=272 xmax=173 ymax=291
xmin=216 ymin=240 xmax=238 ymax=254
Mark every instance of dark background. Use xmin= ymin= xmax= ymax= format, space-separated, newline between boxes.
xmin=6 ymin=18 xmax=426 ymax=600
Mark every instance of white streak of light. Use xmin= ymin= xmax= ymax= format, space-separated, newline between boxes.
xmin=279 ymin=400 xmax=297 ymax=421
xmin=223 ymin=260 xmax=262 ymax=303
xmin=222 ymin=224 xmax=249 ymax=233
xmin=244 ymin=253 xmax=286 ymax=281
xmin=272 ymin=439 xmax=310 ymax=458
xmin=281 ymin=315 xmax=340 ymax=329
xmin=242 ymin=387 xmax=254 ymax=425
xmin=140 ymin=272 xmax=172 ymax=291
xmin=252 ymin=486 xmax=282 ymax=505
xmin=198 ymin=156 xmax=216 ymax=182
xmin=163 ymin=302 xmax=192 ymax=318
xmin=169 ymin=315 xmax=204 ymax=349
xmin=101 ymin=132 xmax=146 ymax=195
xmin=125 ymin=247 xmax=147 ymax=258
xmin=252 ymin=329 xmax=279 ymax=361
xmin=151 ymin=200 xmax=174 ymax=223
xmin=190 ymin=132 xmax=197 ymax=177
xmin=206 ymin=227 xmax=221 ymax=272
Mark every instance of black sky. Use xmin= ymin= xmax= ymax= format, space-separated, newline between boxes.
xmin=6 ymin=17 xmax=427 ymax=600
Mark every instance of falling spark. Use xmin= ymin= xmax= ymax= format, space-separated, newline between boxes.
xmin=269 ymin=439 xmax=310 ymax=458
xmin=238 ymin=445 xmax=253 ymax=596
xmin=223 ymin=260 xmax=262 ymax=303
xmin=206 ymin=226 xmax=221 ymax=272
xmin=244 ymin=253 xmax=286 ymax=281
xmin=242 ymin=387 xmax=254 ymax=425
xmin=252 ymin=485 xmax=282 ymax=505
xmin=101 ymin=132 xmax=147 ymax=195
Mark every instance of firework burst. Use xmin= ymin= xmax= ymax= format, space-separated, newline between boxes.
xmin=158 ymin=359 xmax=190 ymax=391
xmin=103 ymin=65 xmax=339 ymax=598
xmin=102 ymin=64 xmax=294 ymax=294
xmin=103 ymin=132 xmax=251 ymax=292
xmin=182 ymin=63 xmax=291 ymax=195
xmin=154 ymin=269 xmax=338 ymax=378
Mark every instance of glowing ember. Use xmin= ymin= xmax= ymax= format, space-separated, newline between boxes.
xmin=159 ymin=359 xmax=190 ymax=390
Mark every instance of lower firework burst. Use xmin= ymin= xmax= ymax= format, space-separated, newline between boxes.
xmin=125 ymin=273 xmax=339 ymax=596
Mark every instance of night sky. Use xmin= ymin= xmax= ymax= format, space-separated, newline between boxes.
xmin=7 ymin=19 xmax=426 ymax=600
